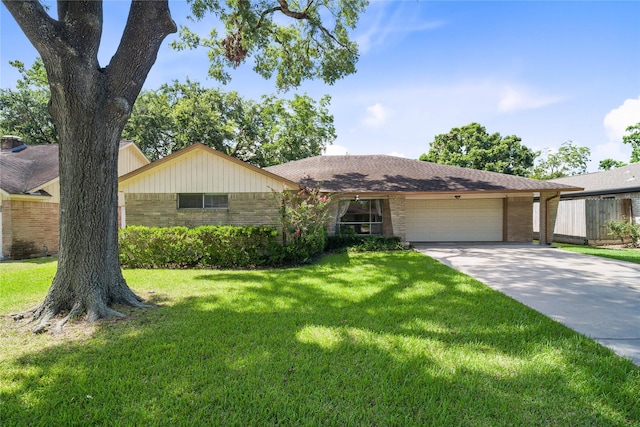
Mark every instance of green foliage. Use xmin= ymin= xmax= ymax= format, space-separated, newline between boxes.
xmin=599 ymin=158 xmax=627 ymax=171
xmin=174 ymin=0 xmax=368 ymax=91
xmin=622 ymin=122 xmax=640 ymax=163
xmin=3 ymin=252 xmax=640 ymax=425
xmin=0 ymin=58 xmax=57 ymax=144
xmin=124 ymin=80 xmax=335 ymax=165
xmin=530 ymin=141 xmax=591 ymax=180
xmin=326 ymin=235 xmax=407 ymax=252
xmin=419 ymin=122 xmax=536 ymax=176
xmin=606 ymin=219 xmax=640 ymax=248
xmin=274 ymin=187 xmax=333 ymax=264
xmin=118 ymin=225 xmax=281 ymax=268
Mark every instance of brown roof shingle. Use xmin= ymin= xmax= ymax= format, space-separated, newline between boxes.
xmin=549 ymin=162 xmax=640 ymax=197
xmin=265 ymin=155 xmax=582 ymax=194
xmin=0 ymin=144 xmax=59 ymax=194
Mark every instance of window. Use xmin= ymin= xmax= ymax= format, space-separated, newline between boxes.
xmin=337 ymin=199 xmax=383 ymax=235
xmin=178 ymin=193 xmax=228 ymax=209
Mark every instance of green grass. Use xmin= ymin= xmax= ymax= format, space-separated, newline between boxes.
xmin=1 ymin=252 xmax=639 ymax=426
xmin=553 ymin=242 xmax=640 ymax=265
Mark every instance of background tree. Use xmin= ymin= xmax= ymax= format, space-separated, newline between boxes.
xmin=530 ymin=141 xmax=591 ymax=180
xmin=622 ymin=122 xmax=640 ymax=163
xmin=3 ymin=0 xmax=366 ymax=332
xmin=123 ymin=80 xmax=335 ymax=166
xmin=0 ymin=58 xmax=57 ymax=144
xmin=419 ymin=122 xmax=537 ymax=176
xmin=598 ymin=158 xmax=627 ymax=171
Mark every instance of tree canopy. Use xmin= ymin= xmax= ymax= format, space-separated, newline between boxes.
xmin=2 ymin=0 xmax=367 ymax=332
xmin=123 ymin=80 xmax=335 ymax=166
xmin=622 ymin=122 xmax=640 ymax=163
xmin=0 ymin=58 xmax=56 ymax=144
xmin=530 ymin=141 xmax=591 ymax=180
xmin=598 ymin=158 xmax=627 ymax=171
xmin=419 ymin=122 xmax=537 ymax=177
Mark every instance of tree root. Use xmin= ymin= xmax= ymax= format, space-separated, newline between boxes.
xmin=15 ymin=287 xmax=152 ymax=334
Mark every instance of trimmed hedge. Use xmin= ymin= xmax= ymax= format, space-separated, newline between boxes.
xmin=119 ymin=225 xmax=282 ymax=269
xmin=119 ymin=225 xmax=328 ymax=269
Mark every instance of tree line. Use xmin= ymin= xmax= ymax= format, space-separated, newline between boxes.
xmin=3 ymin=59 xmax=638 ymax=179
xmin=420 ymin=122 xmax=639 ymax=180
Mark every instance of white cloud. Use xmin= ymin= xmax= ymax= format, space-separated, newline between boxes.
xmin=387 ymin=151 xmax=406 ymax=158
xmin=603 ymin=96 xmax=640 ymax=142
xmin=323 ymin=144 xmax=349 ymax=155
xmin=362 ymin=103 xmax=392 ymax=128
xmin=498 ymin=86 xmax=566 ymax=113
xmin=355 ymin=3 xmax=445 ymax=54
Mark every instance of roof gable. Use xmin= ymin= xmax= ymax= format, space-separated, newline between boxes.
xmin=1 ymin=142 xmax=149 ymax=196
xmin=0 ymin=144 xmax=59 ymax=194
xmin=265 ymin=155 xmax=582 ymax=193
xmin=118 ymin=143 xmax=300 ymax=193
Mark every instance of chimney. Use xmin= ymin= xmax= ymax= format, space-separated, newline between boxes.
xmin=1 ymin=135 xmax=23 ymax=151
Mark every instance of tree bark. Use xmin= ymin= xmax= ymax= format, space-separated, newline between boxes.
xmin=3 ymin=0 xmax=176 ymax=332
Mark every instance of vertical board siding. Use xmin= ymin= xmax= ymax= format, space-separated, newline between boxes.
xmin=541 ymin=198 xmax=633 ymax=243
xmin=553 ymin=199 xmax=586 ymax=237
xmin=121 ymin=149 xmax=286 ymax=194
xmin=585 ymin=199 xmax=632 ymax=240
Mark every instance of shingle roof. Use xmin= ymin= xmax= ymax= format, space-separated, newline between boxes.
xmin=0 ymin=144 xmax=59 ymax=194
xmin=549 ymin=163 xmax=640 ymax=197
xmin=265 ymin=155 xmax=582 ymax=193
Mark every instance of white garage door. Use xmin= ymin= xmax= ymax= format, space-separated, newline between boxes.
xmin=405 ymin=199 xmax=503 ymax=242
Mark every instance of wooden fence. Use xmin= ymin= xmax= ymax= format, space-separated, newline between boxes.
xmin=533 ymin=198 xmax=632 ymax=244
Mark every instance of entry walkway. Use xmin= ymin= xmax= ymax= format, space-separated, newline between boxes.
xmin=414 ymin=244 xmax=640 ymax=365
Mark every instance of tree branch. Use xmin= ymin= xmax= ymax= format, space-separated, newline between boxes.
xmin=1 ymin=0 xmax=62 ymax=58
xmin=106 ymin=1 xmax=177 ymax=113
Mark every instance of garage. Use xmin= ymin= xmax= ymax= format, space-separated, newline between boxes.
xmin=405 ymin=198 xmax=503 ymax=242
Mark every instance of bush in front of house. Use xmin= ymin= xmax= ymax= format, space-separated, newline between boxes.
xmin=326 ymin=235 xmax=408 ymax=252
xmin=606 ymin=219 xmax=640 ymax=248
xmin=198 ymin=225 xmax=282 ymax=267
xmin=119 ymin=225 xmax=282 ymax=268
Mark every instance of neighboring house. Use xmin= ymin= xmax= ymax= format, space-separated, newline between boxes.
xmin=118 ymin=143 xmax=301 ymax=230
xmin=265 ymin=155 xmax=581 ymax=244
xmin=533 ymin=163 xmax=640 ymax=244
xmin=0 ymin=136 xmax=149 ymax=259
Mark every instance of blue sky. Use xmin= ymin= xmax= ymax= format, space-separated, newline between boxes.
xmin=2 ymin=1 xmax=639 ymax=171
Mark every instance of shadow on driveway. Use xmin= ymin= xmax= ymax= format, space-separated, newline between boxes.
xmin=414 ymin=244 xmax=640 ymax=365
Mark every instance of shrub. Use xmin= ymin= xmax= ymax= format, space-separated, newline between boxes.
xmin=606 ymin=219 xmax=640 ymax=248
xmin=10 ymin=239 xmax=39 ymax=260
xmin=274 ymin=187 xmax=333 ymax=264
xmin=119 ymin=225 xmax=281 ymax=269
xmin=326 ymin=235 xmax=408 ymax=252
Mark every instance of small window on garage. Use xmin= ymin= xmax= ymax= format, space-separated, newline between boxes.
xmin=178 ymin=194 xmax=228 ymax=209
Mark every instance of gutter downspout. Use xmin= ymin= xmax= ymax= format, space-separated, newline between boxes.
xmin=543 ymin=191 xmax=561 ymax=245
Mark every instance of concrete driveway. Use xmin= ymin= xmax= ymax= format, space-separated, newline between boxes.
xmin=414 ymin=244 xmax=640 ymax=365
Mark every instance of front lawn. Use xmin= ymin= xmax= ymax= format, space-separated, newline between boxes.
xmin=1 ymin=252 xmax=638 ymax=425
xmin=553 ymin=242 xmax=640 ymax=265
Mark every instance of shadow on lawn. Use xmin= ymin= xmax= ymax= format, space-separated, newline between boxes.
xmin=2 ymin=252 xmax=639 ymax=425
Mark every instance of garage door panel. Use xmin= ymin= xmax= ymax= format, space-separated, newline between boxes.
xmin=406 ymin=199 xmax=503 ymax=242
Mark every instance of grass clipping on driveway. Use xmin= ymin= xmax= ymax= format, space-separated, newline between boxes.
xmin=1 ymin=252 xmax=639 ymax=426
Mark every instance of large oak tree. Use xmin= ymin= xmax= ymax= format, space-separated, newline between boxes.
xmin=123 ymin=80 xmax=335 ymax=167
xmin=419 ymin=122 xmax=537 ymax=177
xmin=3 ymin=0 xmax=366 ymax=332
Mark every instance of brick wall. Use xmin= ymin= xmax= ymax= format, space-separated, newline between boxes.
xmin=505 ymin=196 xmax=533 ymax=242
xmin=1 ymin=200 xmax=59 ymax=259
xmin=125 ymin=193 xmax=282 ymax=229
xmin=388 ymin=196 xmax=406 ymax=241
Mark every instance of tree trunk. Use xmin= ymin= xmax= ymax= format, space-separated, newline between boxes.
xmin=2 ymin=0 xmax=176 ymax=332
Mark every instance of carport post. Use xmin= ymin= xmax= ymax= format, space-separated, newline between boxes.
xmin=539 ymin=191 xmax=560 ymax=245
